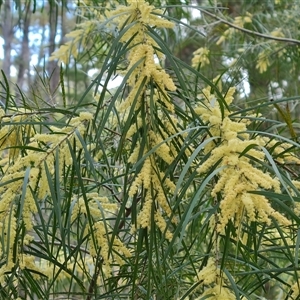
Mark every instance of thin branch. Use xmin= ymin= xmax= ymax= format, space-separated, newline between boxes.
xmin=30 ymin=239 xmax=91 ymax=255
xmin=86 ymin=256 xmax=103 ymax=300
xmin=274 ymin=160 xmax=299 ymax=178
xmin=200 ymin=9 xmax=300 ymax=46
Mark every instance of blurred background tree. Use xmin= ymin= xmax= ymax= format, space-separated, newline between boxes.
xmin=1 ymin=0 xmax=299 ymax=116
xmin=177 ymin=0 xmax=300 ymax=115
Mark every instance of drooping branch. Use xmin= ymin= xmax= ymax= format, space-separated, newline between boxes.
xmin=200 ymin=8 xmax=300 ymax=45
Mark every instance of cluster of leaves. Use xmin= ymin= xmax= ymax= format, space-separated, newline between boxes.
xmin=0 ymin=0 xmax=300 ymax=299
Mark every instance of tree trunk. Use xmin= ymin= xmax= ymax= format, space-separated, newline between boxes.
xmin=17 ymin=4 xmax=31 ymax=92
xmin=2 ymin=1 xmax=13 ymax=83
xmin=47 ymin=3 xmax=60 ymax=104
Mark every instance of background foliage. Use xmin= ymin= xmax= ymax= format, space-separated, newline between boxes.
xmin=0 ymin=0 xmax=300 ymax=299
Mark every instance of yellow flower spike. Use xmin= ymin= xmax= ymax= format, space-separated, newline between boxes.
xmin=196 ymin=257 xmax=236 ymax=300
xmin=128 ymin=157 xmax=152 ymax=197
xmin=0 ymin=261 xmax=15 ymax=285
xmin=270 ymin=28 xmax=284 ymax=38
xmin=196 ymin=257 xmax=217 ymax=285
xmin=136 ymin=192 xmax=153 ymax=229
xmin=192 ymin=47 xmax=210 ymax=68
xmin=50 ymin=21 xmax=96 ymax=64
xmin=224 ymin=87 xmax=236 ymax=104
xmin=149 ymin=131 xmax=173 ymax=164
xmin=70 ymin=193 xmax=130 ymax=276
xmin=234 ymin=16 xmax=244 ymax=27
xmin=196 ymin=86 xmax=292 ymax=232
xmin=233 ymin=14 xmax=252 ymax=28
xmin=241 ymin=193 xmax=255 ymax=221
xmin=216 ymin=27 xmax=235 ymax=45
xmin=19 ymin=254 xmax=45 ymax=279
xmin=256 ymin=50 xmax=270 ymax=73
xmin=154 ymin=211 xmax=173 ymax=241
xmin=200 ymin=285 xmax=236 ymax=299
xmin=0 ymin=214 xmax=17 ymax=280
xmin=0 ymin=110 xmax=95 ymax=284
xmin=103 ymin=0 xmax=177 ymax=239
xmin=79 ymin=111 xmax=94 ymax=121
xmin=244 ymin=15 xmax=252 ymax=24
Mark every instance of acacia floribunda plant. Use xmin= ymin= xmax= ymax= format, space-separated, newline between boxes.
xmin=0 ymin=1 xmax=300 ymax=299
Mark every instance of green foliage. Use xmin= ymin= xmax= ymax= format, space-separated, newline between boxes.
xmin=0 ymin=1 xmax=300 ymax=299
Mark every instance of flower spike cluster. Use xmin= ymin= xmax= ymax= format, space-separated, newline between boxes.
xmin=0 ymin=110 xmax=130 ymax=284
xmin=195 ymin=86 xmax=291 ymax=232
xmin=50 ymin=21 xmax=96 ymax=64
xmin=195 ymin=257 xmax=236 ymax=299
xmin=0 ymin=111 xmax=94 ymax=282
xmin=106 ymin=0 xmax=178 ymax=239
xmin=108 ymin=0 xmax=175 ymax=113
xmin=71 ymin=193 xmax=132 ymax=277
xmin=192 ymin=47 xmax=210 ymax=69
